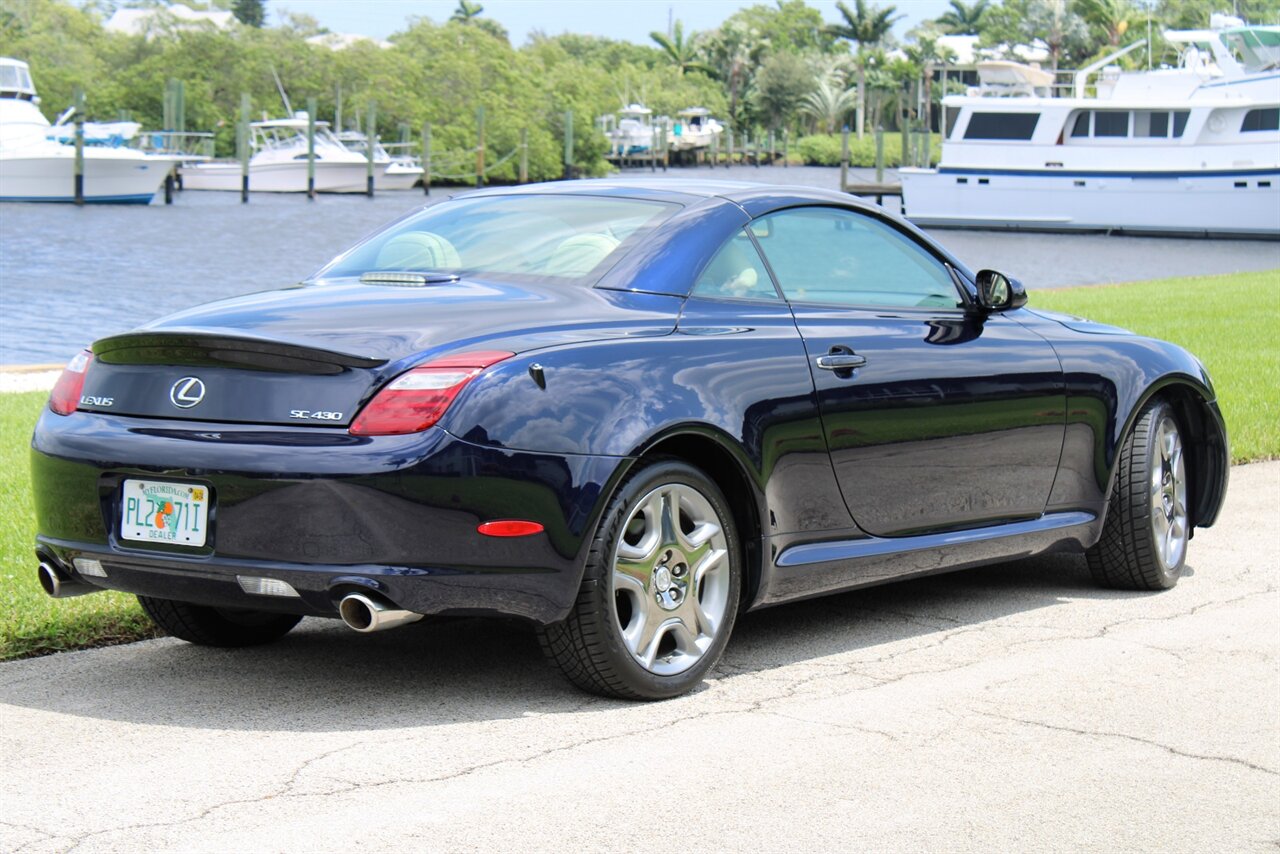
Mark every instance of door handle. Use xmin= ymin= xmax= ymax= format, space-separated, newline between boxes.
xmin=815 ymin=353 xmax=867 ymax=371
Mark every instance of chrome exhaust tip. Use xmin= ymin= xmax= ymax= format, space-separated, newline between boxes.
xmin=338 ymin=592 xmax=424 ymax=633
xmin=38 ymin=561 xmax=94 ymax=599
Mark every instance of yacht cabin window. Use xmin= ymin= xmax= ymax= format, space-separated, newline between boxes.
xmin=1069 ymin=110 xmax=1190 ymax=140
xmin=1241 ymin=108 xmax=1280 ymax=132
xmin=961 ymin=112 xmax=1040 ymax=140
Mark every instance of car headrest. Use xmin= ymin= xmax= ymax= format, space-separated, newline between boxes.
xmin=375 ymin=231 xmax=461 ymax=270
xmin=544 ymin=233 xmax=620 ymax=278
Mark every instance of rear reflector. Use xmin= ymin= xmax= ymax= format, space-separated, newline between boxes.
xmin=73 ymin=557 xmax=107 ymax=578
xmin=477 ymin=520 xmax=545 ymax=537
xmin=237 ymin=576 xmax=300 ymax=598
xmin=48 ymin=349 xmax=93 ymax=416
xmin=350 ymin=350 xmax=513 ymax=436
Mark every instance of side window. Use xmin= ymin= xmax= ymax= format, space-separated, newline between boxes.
xmin=752 ymin=207 xmax=960 ymax=309
xmin=691 ymin=229 xmax=779 ymax=300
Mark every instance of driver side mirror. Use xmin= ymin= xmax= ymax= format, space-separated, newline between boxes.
xmin=975 ymin=270 xmax=1027 ymax=312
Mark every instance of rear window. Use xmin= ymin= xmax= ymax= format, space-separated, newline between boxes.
xmin=317 ymin=194 xmax=679 ymax=285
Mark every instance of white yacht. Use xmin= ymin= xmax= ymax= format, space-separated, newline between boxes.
xmin=671 ymin=107 xmax=724 ymax=152
xmin=0 ymin=57 xmax=174 ymax=204
xmin=900 ymin=24 xmax=1280 ymax=237
xmin=334 ymin=130 xmax=423 ymax=191
xmin=180 ymin=116 xmax=374 ymax=193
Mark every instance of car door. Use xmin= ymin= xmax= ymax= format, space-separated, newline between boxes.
xmin=750 ymin=205 xmax=1065 ymax=537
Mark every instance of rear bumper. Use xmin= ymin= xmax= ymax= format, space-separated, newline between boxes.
xmin=31 ymin=409 xmax=626 ymax=624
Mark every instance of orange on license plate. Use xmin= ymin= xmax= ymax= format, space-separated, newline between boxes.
xmin=120 ymin=479 xmax=209 ymax=546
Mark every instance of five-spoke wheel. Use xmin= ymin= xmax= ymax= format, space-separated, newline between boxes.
xmin=539 ymin=458 xmax=740 ymax=699
xmin=1088 ymin=398 xmax=1190 ymax=590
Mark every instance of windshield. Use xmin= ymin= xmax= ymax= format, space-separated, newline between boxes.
xmin=317 ymin=194 xmax=680 ymax=285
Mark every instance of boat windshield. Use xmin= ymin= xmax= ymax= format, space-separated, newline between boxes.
xmin=316 ymin=194 xmax=680 ymax=285
xmin=1220 ymin=27 xmax=1280 ymax=71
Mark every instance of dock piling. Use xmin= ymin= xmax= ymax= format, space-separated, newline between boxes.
xmin=563 ymin=110 xmax=573 ymax=179
xmin=475 ymin=105 xmax=485 ymax=188
xmin=365 ymin=100 xmax=376 ymax=196
xmin=726 ymin=128 xmax=733 ymax=168
xmin=840 ymin=125 xmax=850 ymax=191
xmin=875 ymin=126 xmax=885 ymax=184
xmin=519 ymin=127 xmax=528 ymax=184
xmin=238 ymin=93 xmax=250 ymax=203
xmin=422 ymin=122 xmax=432 ymax=196
xmin=783 ymin=129 xmax=789 ymax=167
xmin=72 ymin=87 xmax=84 ymax=205
xmin=710 ymin=131 xmax=719 ymax=169
xmin=306 ymin=96 xmax=316 ymax=200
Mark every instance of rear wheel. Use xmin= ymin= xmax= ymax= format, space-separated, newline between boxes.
xmin=1087 ymin=399 xmax=1189 ymax=590
xmin=137 ymin=596 xmax=302 ymax=647
xmin=539 ymin=459 xmax=740 ymax=700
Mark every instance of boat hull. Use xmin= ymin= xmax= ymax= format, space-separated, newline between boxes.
xmin=900 ymin=167 xmax=1280 ymax=238
xmin=0 ymin=149 xmax=171 ymax=204
xmin=377 ymin=164 xmax=422 ymax=191
xmin=180 ymin=160 xmax=382 ymax=193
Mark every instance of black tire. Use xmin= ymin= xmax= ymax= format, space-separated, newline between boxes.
xmin=1086 ymin=398 xmax=1189 ymax=591
xmin=137 ymin=596 xmax=302 ymax=647
xmin=538 ymin=458 xmax=741 ymax=700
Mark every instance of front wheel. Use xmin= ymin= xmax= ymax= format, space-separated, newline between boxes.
xmin=539 ymin=459 xmax=741 ymax=700
xmin=137 ymin=596 xmax=302 ymax=647
xmin=1087 ymin=399 xmax=1189 ymax=590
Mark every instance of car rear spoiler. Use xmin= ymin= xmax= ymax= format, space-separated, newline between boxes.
xmin=92 ymin=330 xmax=388 ymax=376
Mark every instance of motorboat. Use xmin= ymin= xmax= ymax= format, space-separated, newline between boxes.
xmin=180 ymin=115 xmax=374 ymax=193
xmin=899 ymin=21 xmax=1280 ymax=237
xmin=670 ymin=108 xmax=724 ymax=151
xmin=334 ymin=130 xmax=423 ymax=190
xmin=607 ymin=104 xmax=655 ymax=156
xmin=0 ymin=57 xmax=175 ymax=204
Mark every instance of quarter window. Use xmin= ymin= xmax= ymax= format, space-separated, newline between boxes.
xmin=750 ymin=208 xmax=960 ymax=309
xmin=1242 ymin=108 xmax=1280 ymax=132
xmin=691 ymin=230 xmax=778 ymax=301
xmin=963 ymin=112 xmax=1040 ymax=140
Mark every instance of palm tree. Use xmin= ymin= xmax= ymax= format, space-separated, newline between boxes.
xmin=1075 ymin=0 xmax=1135 ymax=46
xmin=451 ymin=0 xmax=484 ymax=23
xmin=934 ymin=0 xmax=990 ymax=35
xmin=801 ymin=74 xmax=857 ymax=134
xmin=701 ymin=23 xmax=770 ymax=127
xmin=649 ymin=20 xmax=711 ymax=75
xmin=829 ymin=0 xmax=904 ymax=137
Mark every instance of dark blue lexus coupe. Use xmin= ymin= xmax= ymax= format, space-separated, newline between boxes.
xmin=31 ymin=181 xmax=1228 ymax=699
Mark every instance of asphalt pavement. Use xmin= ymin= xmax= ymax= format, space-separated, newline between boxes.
xmin=2 ymin=462 xmax=1277 ymax=853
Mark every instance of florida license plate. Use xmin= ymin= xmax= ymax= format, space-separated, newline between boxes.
xmin=120 ymin=479 xmax=209 ymax=547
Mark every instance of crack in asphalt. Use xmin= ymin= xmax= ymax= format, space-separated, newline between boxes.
xmin=975 ymin=711 xmax=1280 ymax=777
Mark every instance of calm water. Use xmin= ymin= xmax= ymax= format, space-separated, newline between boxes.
xmin=2 ymin=167 xmax=1277 ymax=365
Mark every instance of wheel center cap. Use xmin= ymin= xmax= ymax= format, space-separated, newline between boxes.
xmin=653 ymin=565 xmax=673 ymax=593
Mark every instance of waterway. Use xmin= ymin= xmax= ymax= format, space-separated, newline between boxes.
xmin=2 ymin=166 xmax=1277 ymax=365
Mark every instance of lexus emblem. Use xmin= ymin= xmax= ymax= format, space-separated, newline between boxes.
xmin=169 ymin=377 xmax=206 ymax=408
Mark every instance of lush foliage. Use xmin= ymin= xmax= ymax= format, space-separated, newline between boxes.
xmin=2 ymin=0 xmax=1278 ymax=177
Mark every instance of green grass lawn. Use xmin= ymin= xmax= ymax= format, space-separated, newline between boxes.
xmin=0 ymin=392 xmax=158 ymax=661
xmin=1034 ymin=270 xmax=1279 ymax=464
xmin=0 ymin=268 xmax=1276 ymax=661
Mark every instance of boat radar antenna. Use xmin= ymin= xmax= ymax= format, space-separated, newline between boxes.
xmin=270 ymin=65 xmax=293 ymax=116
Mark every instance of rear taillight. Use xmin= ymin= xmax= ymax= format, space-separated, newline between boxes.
xmin=349 ymin=350 xmax=513 ymax=436
xmin=48 ymin=349 xmax=93 ymax=416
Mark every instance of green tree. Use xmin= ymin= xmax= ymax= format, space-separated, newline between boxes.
xmin=982 ymin=0 xmax=1091 ymax=71
xmin=699 ymin=21 xmax=770 ymax=127
xmin=231 ymin=0 xmax=264 ymax=27
xmin=800 ymin=72 xmax=856 ymax=132
xmin=722 ymin=1 xmax=837 ymax=53
xmin=649 ymin=20 xmax=710 ymax=74
xmin=1076 ymin=0 xmax=1136 ymax=46
xmin=753 ymin=51 xmax=817 ymax=130
xmin=828 ymin=0 xmax=903 ymax=136
xmin=450 ymin=0 xmax=484 ymax=23
xmin=934 ymin=0 xmax=990 ymax=34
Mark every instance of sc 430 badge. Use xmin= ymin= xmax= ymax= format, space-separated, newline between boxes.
xmin=289 ymin=410 xmax=344 ymax=421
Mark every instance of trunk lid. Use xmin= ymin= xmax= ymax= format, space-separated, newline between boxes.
xmin=76 ymin=278 xmax=680 ymax=426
